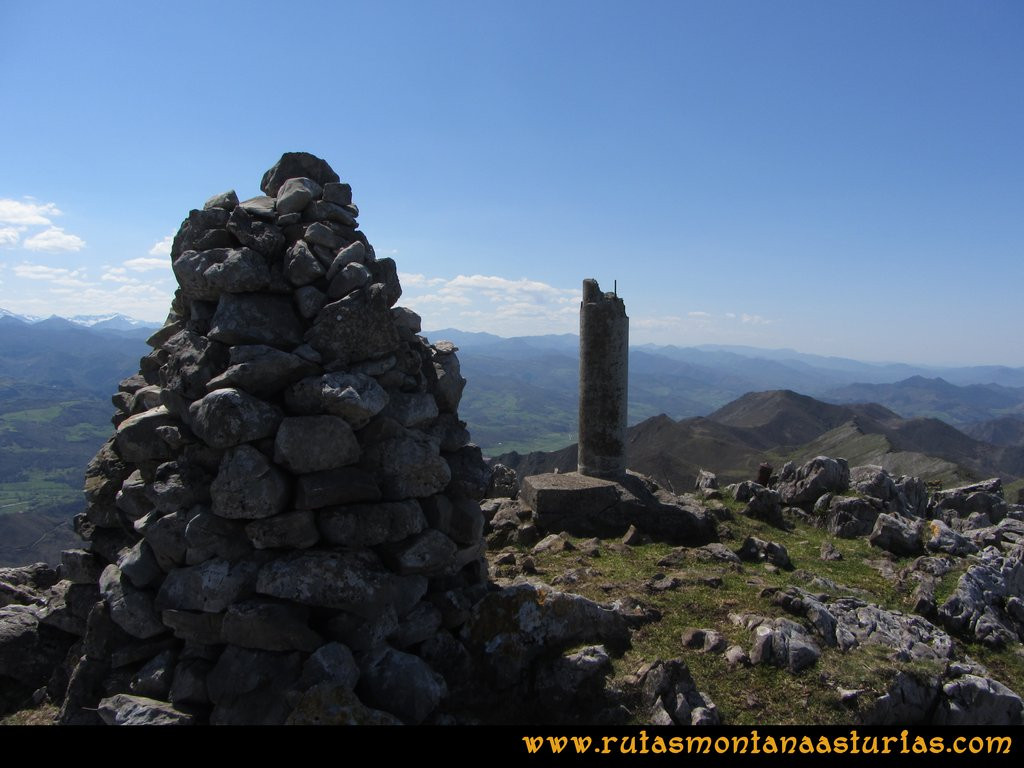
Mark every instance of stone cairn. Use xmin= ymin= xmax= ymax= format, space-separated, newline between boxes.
xmin=60 ymin=153 xmax=494 ymax=724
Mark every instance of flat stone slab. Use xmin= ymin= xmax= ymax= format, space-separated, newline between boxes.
xmin=520 ymin=472 xmax=717 ymax=545
xmin=520 ymin=473 xmax=621 ymax=517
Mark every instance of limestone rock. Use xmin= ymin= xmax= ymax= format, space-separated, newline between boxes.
xmin=188 ymin=388 xmax=282 ymax=449
xmin=210 ymin=445 xmax=289 ymax=519
xmin=356 ymin=645 xmax=446 ymax=724
xmin=97 ymin=694 xmax=194 ymax=726
xmin=273 ymin=415 xmax=360 ymax=473
xmin=260 ymin=152 xmax=340 ymax=196
xmin=869 ymin=513 xmax=924 ymax=556
xmin=778 ymin=456 xmax=850 ymax=507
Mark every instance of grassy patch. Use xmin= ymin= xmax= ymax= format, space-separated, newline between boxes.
xmin=508 ymin=504 xmax=1024 ymax=725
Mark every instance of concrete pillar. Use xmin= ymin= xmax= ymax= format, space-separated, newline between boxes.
xmin=578 ymin=278 xmax=628 ymax=480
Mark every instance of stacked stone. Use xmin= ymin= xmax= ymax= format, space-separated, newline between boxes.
xmin=60 ymin=152 xmax=491 ymax=725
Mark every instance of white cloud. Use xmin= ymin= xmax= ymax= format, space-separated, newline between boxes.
xmin=148 ymin=235 xmax=174 ymax=258
xmin=13 ymin=263 xmax=90 ymax=287
xmin=0 ymin=198 xmax=87 ymax=253
xmin=688 ymin=311 xmax=712 ymax=318
xmin=0 ymin=227 xmax=20 ymax=247
xmin=125 ymin=257 xmax=169 ymax=271
xmin=399 ymin=273 xmax=581 ymax=336
xmin=23 ymin=227 xmax=86 ymax=252
xmin=0 ymin=199 xmax=61 ymax=228
xmin=741 ymin=313 xmax=771 ymax=325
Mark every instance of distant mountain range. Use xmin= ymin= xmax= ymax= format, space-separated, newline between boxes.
xmin=425 ymin=328 xmax=1024 ymax=454
xmin=1 ymin=319 xmax=1023 ymax=565
xmin=0 ymin=307 xmax=161 ymax=333
xmin=497 ymin=389 xmax=1024 ymax=497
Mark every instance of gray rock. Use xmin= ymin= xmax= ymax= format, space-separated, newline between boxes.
xmin=169 ymin=658 xmax=212 ymax=707
xmin=276 ymin=177 xmax=322 ymax=214
xmin=322 ymin=182 xmax=352 ymax=206
xmin=184 ymin=511 xmax=252 ymax=564
xmin=155 ymin=556 xmax=262 ymax=613
xmin=749 ymin=619 xmax=820 ymax=673
xmin=772 ymin=586 xmax=955 ymax=661
xmin=318 ymin=500 xmax=426 ymax=547
xmin=303 ymin=221 xmax=346 ymax=251
xmin=533 ymin=645 xmax=612 ymax=719
xmin=99 ymin=564 xmax=165 ymax=639
xmin=778 ymin=456 xmax=850 ymax=506
xmin=294 ymin=284 xmax=327 ymax=319
xmin=286 ymin=683 xmax=401 ymax=725
xmin=284 ymin=239 xmax=325 ymax=286
xmin=203 ymin=246 xmax=271 ymax=292
xmin=162 ymin=609 xmax=224 ymax=644
xmin=60 ymin=549 xmax=104 ymax=584
xmin=326 ymin=606 xmax=398 ymax=651
xmin=391 ymin=306 xmax=421 ymax=332
xmin=938 ymin=543 xmax=1024 ymax=647
xmin=188 ymin=388 xmax=282 ymax=449
xmin=724 ymin=644 xmax=749 ymax=666
xmin=286 ymin=371 xmax=389 ymax=428
xmin=0 ymin=604 xmax=75 ymax=688
xmin=97 ymin=694 xmax=194 ymax=725
xmin=741 ymin=485 xmax=785 ymax=527
xmin=206 ymin=345 xmax=319 ymax=398
xmin=380 ymin=530 xmax=458 ymax=576
xmin=208 ymin=292 xmax=304 ymax=349
xmin=736 ymin=536 xmax=792 ymax=569
xmin=485 ymin=463 xmax=518 ymax=499
xmin=130 ymin=648 xmax=176 ymax=699
xmin=172 ymin=249 xmax=226 ymax=301
xmin=851 ymin=465 xmax=900 ymax=507
xmin=221 ymin=599 xmax=323 ymax=652
xmin=261 ymin=152 xmax=340 ymax=196
xmin=273 ymin=415 xmax=360 ymax=473
xmin=118 ymin=541 xmax=163 ymax=588
xmin=207 ymin=645 xmax=303 ymax=725
xmin=204 ymin=189 xmax=238 ymax=211
xmin=824 ymin=495 xmax=882 ymax=538
xmin=238 ymin=195 xmax=276 ymax=218
xmin=924 ymin=518 xmax=978 ymax=556
xmin=115 ymin=470 xmax=153 ymax=521
xmin=383 ymin=391 xmax=439 ymax=428
xmin=299 ymin=642 xmax=360 ymax=690
xmin=160 ymin=329 xmax=229 ymax=401
xmin=115 ymin=406 xmax=178 ymax=463
xmin=294 ymin=467 xmax=381 ymax=509
xmin=429 ymin=343 xmax=466 ymax=413
xmin=443 ymin=443 xmax=491 ymax=500
xmin=695 ymin=469 xmax=719 ymax=492
xmin=256 ymin=549 xmax=423 ymax=617
xmin=869 ymin=513 xmax=924 ymax=555
xmin=307 ymin=286 xmax=401 ymax=366
xmin=210 ymin=445 xmax=289 ymax=520
xmin=364 ymin=430 xmax=451 ymax=500
xmin=640 ymin=659 xmax=719 ymax=726
xmin=864 ymin=671 xmax=940 ymax=724
xmin=462 ymin=582 xmax=629 ymax=689
xmin=245 ymin=509 xmax=319 ymax=550
xmin=327 ymin=262 xmax=371 ymax=299
xmin=389 ymin=602 xmax=443 ymax=649
xmin=934 ymin=674 xmax=1024 ymax=725
xmin=421 ymin=496 xmax=484 ymax=546
xmin=356 ymin=645 xmax=446 ymax=724
xmin=145 ymin=460 xmax=211 ymax=514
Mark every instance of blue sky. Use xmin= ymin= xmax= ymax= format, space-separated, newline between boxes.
xmin=1 ymin=1 xmax=1021 ymax=365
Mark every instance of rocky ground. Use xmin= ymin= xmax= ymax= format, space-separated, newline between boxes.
xmin=4 ymin=457 xmax=1023 ymax=725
